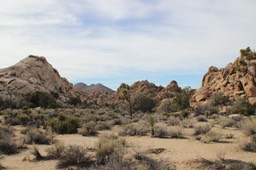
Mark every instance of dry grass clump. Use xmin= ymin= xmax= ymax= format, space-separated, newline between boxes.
xmin=200 ymin=130 xmax=223 ymax=143
xmin=25 ymin=128 xmax=54 ymax=144
xmin=153 ymin=125 xmax=183 ymax=139
xmin=96 ymin=134 xmax=126 ymax=165
xmin=0 ymin=126 xmax=21 ymax=155
xmin=216 ymin=116 xmax=236 ymax=128
xmin=119 ymin=123 xmax=149 ymax=136
xmin=240 ymin=117 xmax=256 ymax=136
xmin=194 ymin=124 xmax=212 ymax=135
xmin=46 ymin=144 xmax=93 ymax=168
xmin=196 ymin=115 xmax=208 ymax=122
xmin=134 ymin=150 xmax=176 ymax=170
xmin=192 ymin=153 xmax=256 ymax=170
xmin=181 ymin=118 xmax=195 ymax=128
xmin=80 ymin=121 xmax=98 ymax=136
xmin=240 ymin=135 xmax=256 ymax=152
xmin=167 ymin=116 xmax=180 ymax=126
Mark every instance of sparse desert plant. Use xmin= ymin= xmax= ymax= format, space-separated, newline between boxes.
xmin=119 ymin=123 xmax=149 ymax=136
xmin=25 ymin=128 xmax=53 ymax=144
xmin=196 ymin=115 xmax=208 ymax=122
xmin=153 ymin=125 xmax=169 ymax=138
xmin=194 ymin=124 xmax=212 ymax=135
xmin=80 ymin=121 xmax=98 ymax=136
xmin=209 ymin=92 xmax=230 ymax=106
xmin=216 ymin=116 xmax=236 ymax=128
xmin=96 ymin=134 xmax=126 ymax=164
xmin=167 ymin=116 xmax=180 ymax=126
xmin=200 ymin=130 xmax=222 ymax=143
xmin=96 ymin=121 xmax=111 ymax=130
xmin=46 ymin=143 xmax=66 ymax=159
xmin=194 ymin=103 xmax=219 ymax=116
xmin=240 ymin=135 xmax=256 ymax=152
xmin=181 ymin=118 xmax=195 ymax=128
xmin=57 ymin=145 xmax=92 ymax=168
xmin=168 ymin=127 xmax=183 ymax=138
xmin=240 ymin=116 xmax=256 ymax=136
xmin=0 ymin=126 xmax=20 ymax=155
xmin=228 ymin=98 xmax=256 ymax=116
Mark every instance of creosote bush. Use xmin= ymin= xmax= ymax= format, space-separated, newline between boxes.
xmin=216 ymin=116 xmax=236 ymax=128
xmin=25 ymin=128 xmax=53 ymax=144
xmin=194 ymin=124 xmax=212 ymax=135
xmin=200 ymin=130 xmax=222 ymax=143
xmin=240 ymin=135 xmax=256 ymax=152
xmin=119 ymin=123 xmax=149 ymax=136
xmin=194 ymin=103 xmax=219 ymax=116
xmin=0 ymin=126 xmax=20 ymax=155
xmin=49 ymin=114 xmax=80 ymax=134
xmin=80 ymin=121 xmax=98 ymax=136
xmin=228 ymin=98 xmax=255 ymax=116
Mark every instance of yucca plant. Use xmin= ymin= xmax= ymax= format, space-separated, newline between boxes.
xmin=148 ymin=115 xmax=155 ymax=137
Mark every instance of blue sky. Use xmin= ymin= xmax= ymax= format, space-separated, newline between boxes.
xmin=0 ymin=0 xmax=256 ymax=90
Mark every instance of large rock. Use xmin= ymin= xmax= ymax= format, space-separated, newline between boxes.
xmin=192 ymin=47 xmax=256 ymax=106
xmin=0 ymin=55 xmax=76 ymax=102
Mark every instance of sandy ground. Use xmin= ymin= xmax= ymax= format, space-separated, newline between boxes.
xmin=1 ymin=125 xmax=256 ymax=170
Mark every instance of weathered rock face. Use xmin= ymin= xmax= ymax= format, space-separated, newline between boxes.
xmin=113 ymin=80 xmax=182 ymax=103
xmin=192 ymin=47 xmax=256 ymax=105
xmin=0 ymin=55 xmax=75 ymax=102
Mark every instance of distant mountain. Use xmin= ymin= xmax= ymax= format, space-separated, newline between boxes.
xmin=74 ymin=82 xmax=114 ymax=94
xmin=0 ymin=55 xmax=76 ymax=102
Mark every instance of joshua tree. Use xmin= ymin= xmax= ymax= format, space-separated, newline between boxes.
xmin=120 ymin=84 xmax=133 ymax=118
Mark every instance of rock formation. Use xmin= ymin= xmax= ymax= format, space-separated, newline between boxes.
xmin=192 ymin=47 xmax=256 ymax=105
xmin=0 ymin=55 xmax=75 ymax=102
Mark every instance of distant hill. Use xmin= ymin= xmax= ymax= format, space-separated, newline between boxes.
xmin=74 ymin=82 xmax=114 ymax=94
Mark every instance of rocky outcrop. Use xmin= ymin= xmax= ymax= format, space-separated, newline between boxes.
xmin=0 ymin=55 xmax=75 ymax=102
xmin=192 ymin=47 xmax=256 ymax=105
xmin=74 ymin=82 xmax=114 ymax=94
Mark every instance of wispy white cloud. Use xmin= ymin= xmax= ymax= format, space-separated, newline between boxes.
xmin=0 ymin=0 xmax=256 ymax=89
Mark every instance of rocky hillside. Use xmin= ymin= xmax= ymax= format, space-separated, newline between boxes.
xmin=0 ymin=55 xmax=75 ymax=102
xmin=74 ymin=83 xmax=114 ymax=94
xmin=192 ymin=47 xmax=256 ymax=105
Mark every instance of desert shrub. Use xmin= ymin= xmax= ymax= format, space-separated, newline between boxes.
xmin=194 ymin=103 xmax=219 ymax=116
xmin=228 ymin=98 xmax=255 ymax=116
xmin=200 ymin=130 xmax=222 ymax=143
xmin=46 ymin=143 xmax=65 ymax=159
xmin=156 ymin=99 xmax=179 ymax=114
xmin=167 ymin=116 xmax=180 ymax=126
xmin=67 ymin=97 xmax=82 ymax=106
xmin=80 ymin=121 xmax=98 ymax=136
xmin=49 ymin=114 xmax=80 ymax=134
xmin=240 ymin=116 xmax=256 ymax=136
xmin=168 ymin=127 xmax=183 ymax=138
xmin=209 ymin=92 xmax=230 ymax=106
xmin=240 ymin=135 xmax=256 ymax=152
xmin=197 ymin=115 xmax=208 ymax=122
xmin=0 ymin=97 xmax=17 ymax=109
xmin=96 ymin=121 xmax=111 ymax=130
xmin=216 ymin=116 xmax=236 ymax=128
xmin=57 ymin=145 xmax=92 ymax=168
xmin=134 ymin=151 xmax=176 ymax=170
xmin=173 ymin=89 xmax=192 ymax=110
xmin=194 ymin=124 xmax=212 ymax=135
xmin=4 ymin=111 xmax=33 ymax=126
xmin=132 ymin=94 xmax=156 ymax=113
xmin=25 ymin=128 xmax=53 ymax=144
xmin=96 ymin=134 xmax=126 ymax=164
xmin=119 ymin=123 xmax=148 ymax=136
xmin=0 ymin=126 xmax=19 ymax=155
xmin=26 ymin=91 xmax=58 ymax=108
xmin=153 ymin=125 xmax=169 ymax=138
xmin=181 ymin=118 xmax=195 ymax=128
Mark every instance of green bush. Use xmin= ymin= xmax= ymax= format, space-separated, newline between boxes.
xmin=0 ymin=126 xmax=19 ymax=155
xmin=49 ymin=114 xmax=80 ymax=134
xmin=132 ymin=94 xmax=155 ymax=113
xmin=25 ymin=128 xmax=53 ymax=144
xmin=209 ymin=92 xmax=230 ymax=106
xmin=240 ymin=117 xmax=256 ymax=136
xmin=80 ymin=121 xmax=98 ymax=136
xmin=26 ymin=91 xmax=58 ymax=108
xmin=67 ymin=97 xmax=82 ymax=106
xmin=228 ymin=98 xmax=255 ymax=116
xmin=194 ymin=103 xmax=219 ymax=116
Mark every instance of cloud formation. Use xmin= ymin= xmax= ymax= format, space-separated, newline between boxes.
xmin=0 ymin=0 xmax=256 ymax=89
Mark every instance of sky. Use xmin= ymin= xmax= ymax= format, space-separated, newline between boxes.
xmin=0 ymin=0 xmax=256 ymax=90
